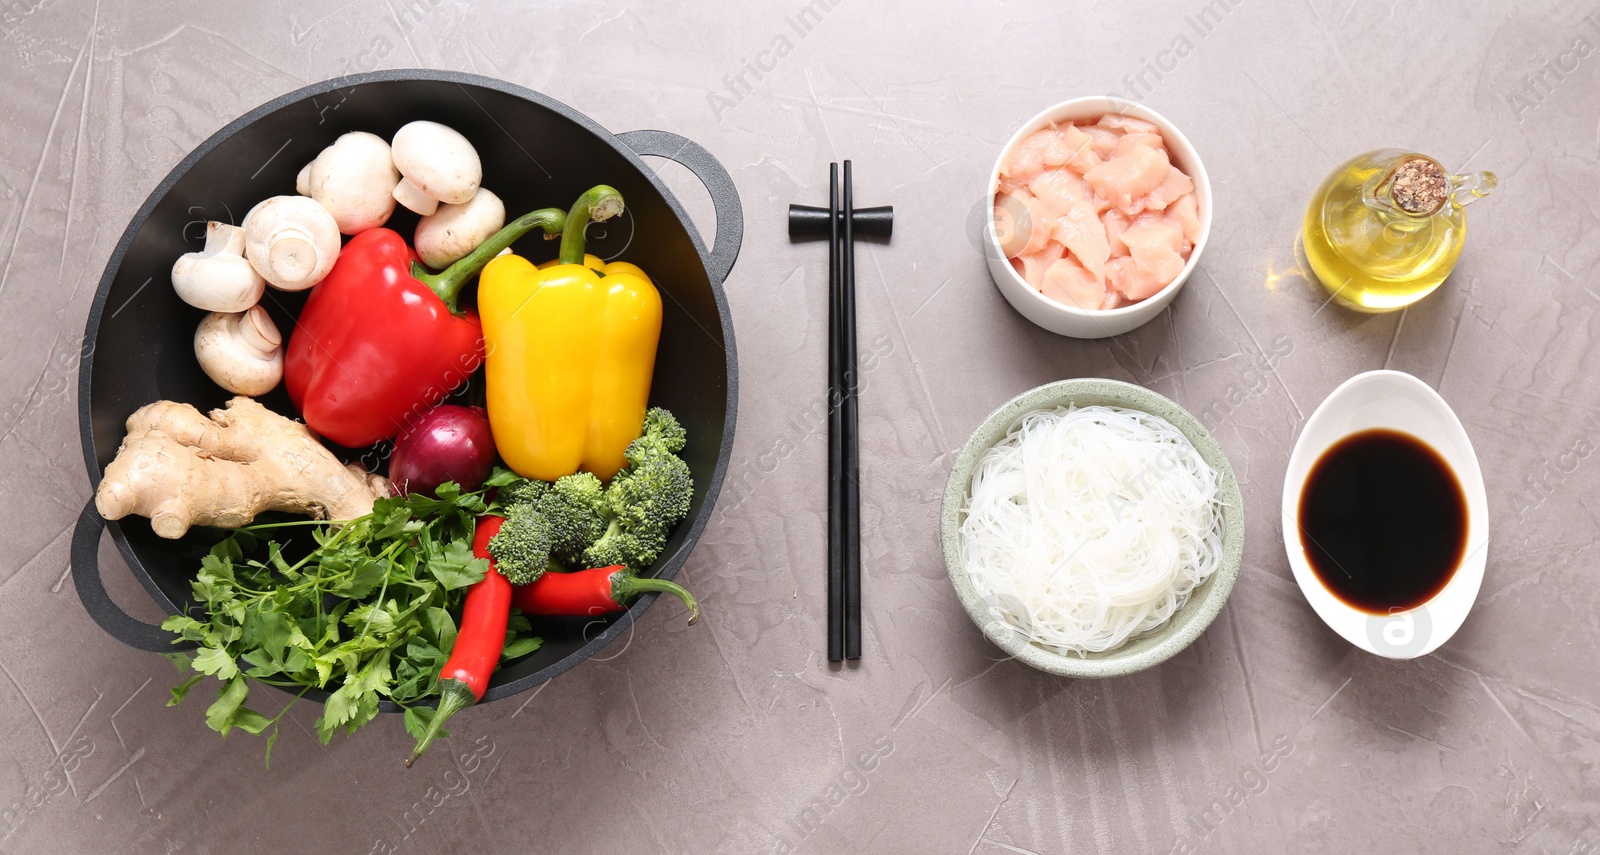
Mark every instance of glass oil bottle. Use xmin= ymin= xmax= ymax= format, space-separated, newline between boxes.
xmin=1302 ymin=150 xmax=1496 ymax=312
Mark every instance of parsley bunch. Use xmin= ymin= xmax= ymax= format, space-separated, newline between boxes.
xmin=161 ymin=482 xmax=540 ymax=765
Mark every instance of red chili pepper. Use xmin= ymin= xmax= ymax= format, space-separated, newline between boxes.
xmin=285 ymin=209 xmax=565 ymax=449
xmin=511 ymin=561 xmax=700 ymax=626
xmin=406 ymin=515 xmax=511 ymax=767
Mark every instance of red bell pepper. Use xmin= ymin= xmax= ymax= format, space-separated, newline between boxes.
xmin=285 ymin=208 xmax=566 ymax=448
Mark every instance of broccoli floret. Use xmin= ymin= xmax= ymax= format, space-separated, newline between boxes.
xmin=539 ymin=472 xmax=606 ymax=565
xmin=609 ymin=453 xmax=692 ymax=524
xmin=585 ymin=446 xmax=693 ymax=572
xmin=497 ymin=477 xmax=547 ymax=508
xmin=624 ymin=407 xmax=687 ymax=467
xmin=489 ymin=409 xmax=694 ymax=575
xmin=487 ymin=503 xmax=556 ymax=585
xmin=488 ymin=472 xmax=605 ymax=578
xmin=584 ymin=524 xmax=667 ymax=572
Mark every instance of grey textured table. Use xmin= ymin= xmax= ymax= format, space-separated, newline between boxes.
xmin=3 ymin=1 xmax=1597 ymax=853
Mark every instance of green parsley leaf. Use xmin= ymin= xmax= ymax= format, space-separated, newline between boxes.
xmin=243 ymin=607 xmax=293 ymax=663
xmin=425 ymin=538 xmax=488 ymax=591
xmin=231 ymin=708 xmax=271 ymax=735
xmin=484 ymin=467 xmax=521 ymax=487
xmin=192 ymin=644 xmax=239 ymax=680
xmin=167 ymin=674 xmax=204 ymax=707
xmin=500 ymin=635 xmax=542 ymax=661
xmin=161 ymin=615 xmax=207 ymax=642
xmin=263 ymin=725 xmax=281 ymax=770
xmin=424 ymin=606 xmax=457 ymax=651
xmin=204 ymin=675 xmax=250 ymax=736
xmin=402 ymin=705 xmax=442 ymax=745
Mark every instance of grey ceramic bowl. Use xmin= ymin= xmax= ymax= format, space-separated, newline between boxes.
xmin=940 ymin=379 xmax=1243 ymax=678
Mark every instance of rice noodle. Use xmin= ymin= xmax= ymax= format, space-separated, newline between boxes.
xmin=960 ymin=405 xmax=1224 ymax=656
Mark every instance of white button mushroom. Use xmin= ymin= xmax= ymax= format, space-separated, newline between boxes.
xmin=241 ymin=195 xmax=341 ymax=291
xmin=390 ymin=121 xmax=482 ymax=217
xmin=414 ymin=188 xmax=506 ymax=269
xmin=171 ymin=221 xmax=266 ymax=312
xmin=296 ymin=131 xmax=400 ymax=235
xmin=194 ymin=305 xmax=284 ymax=396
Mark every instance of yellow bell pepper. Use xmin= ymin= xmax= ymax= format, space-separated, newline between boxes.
xmin=478 ymin=186 xmax=662 ymax=482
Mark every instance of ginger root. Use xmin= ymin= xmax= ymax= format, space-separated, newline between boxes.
xmin=95 ymin=396 xmax=391 ymax=539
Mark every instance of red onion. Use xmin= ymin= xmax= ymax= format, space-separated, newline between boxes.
xmin=389 ymin=405 xmax=495 ymax=496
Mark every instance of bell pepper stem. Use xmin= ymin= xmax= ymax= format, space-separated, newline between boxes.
xmin=413 ymin=208 xmax=568 ymax=314
xmin=611 ymin=570 xmax=700 ymax=626
xmin=559 ymin=185 xmax=626 ymax=265
xmin=405 ymin=677 xmax=476 ymax=768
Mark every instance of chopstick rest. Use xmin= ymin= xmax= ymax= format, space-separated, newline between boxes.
xmin=787 ymin=204 xmax=894 ymax=238
xmin=788 ymin=163 xmax=894 ymax=663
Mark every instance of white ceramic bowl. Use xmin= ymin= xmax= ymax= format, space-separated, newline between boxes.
xmin=1281 ymin=370 xmax=1488 ymax=659
xmin=984 ymin=96 xmax=1212 ymax=339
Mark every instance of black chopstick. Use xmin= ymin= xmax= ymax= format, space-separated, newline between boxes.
xmin=826 ymin=163 xmax=845 ymax=663
xmin=841 ymin=160 xmax=862 ymax=661
xmin=790 ymin=164 xmax=891 ymax=665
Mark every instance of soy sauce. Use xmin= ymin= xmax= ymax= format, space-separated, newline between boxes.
xmin=1297 ymin=429 xmax=1467 ymax=614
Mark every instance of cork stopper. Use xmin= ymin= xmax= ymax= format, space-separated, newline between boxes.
xmin=1390 ymin=158 xmax=1448 ymax=214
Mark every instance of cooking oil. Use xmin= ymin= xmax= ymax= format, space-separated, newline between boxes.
xmin=1302 ymin=149 xmax=1495 ymax=313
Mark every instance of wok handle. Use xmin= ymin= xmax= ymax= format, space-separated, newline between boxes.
xmin=71 ymin=500 xmax=193 ymax=653
xmin=618 ymin=129 xmax=744 ymax=284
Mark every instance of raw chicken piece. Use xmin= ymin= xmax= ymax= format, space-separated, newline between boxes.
xmin=1168 ymin=193 xmax=1203 ymax=245
xmin=1001 ymin=128 xmax=1059 ymax=185
xmin=1104 ymin=257 xmax=1153 ymax=302
xmin=1039 ymin=256 xmax=1108 ymax=310
xmin=1109 ymin=213 xmax=1188 ymax=300
xmin=1053 ymin=205 xmax=1110 ymax=281
xmin=1055 ymin=211 xmax=1110 ymax=281
xmin=1080 ymin=123 xmax=1121 ymax=159
xmin=1013 ymin=240 xmax=1065 ymax=287
xmin=1097 ymin=113 xmax=1160 ymax=134
xmin=1040 ymin=126 xmax=1080 ymax=168
xmin=1028 ymin=167 xmax=1093 ymax=210
xmin=1102 ymin=208 xmax=1132 ymax=258
xmin=1057 ymin=124 xmax=1102 ymax=174
xmin=1142 ymin=166 xmax=1195 ymax=212
xmin=1112 ymin=132 xmax=1166 ymax=157
xmin=1032 ymin=166 xmax=1111 ymax=216
xmin=994 ymin=188 xmax=1052 ymax=258
xmin=1084 ymin=144 xmax=1171 ymax=216
xmin=1123 ymin=213 xmax=1186 ymax=264
xmin=1027 ymin=171 xmax=1111 ymax=279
